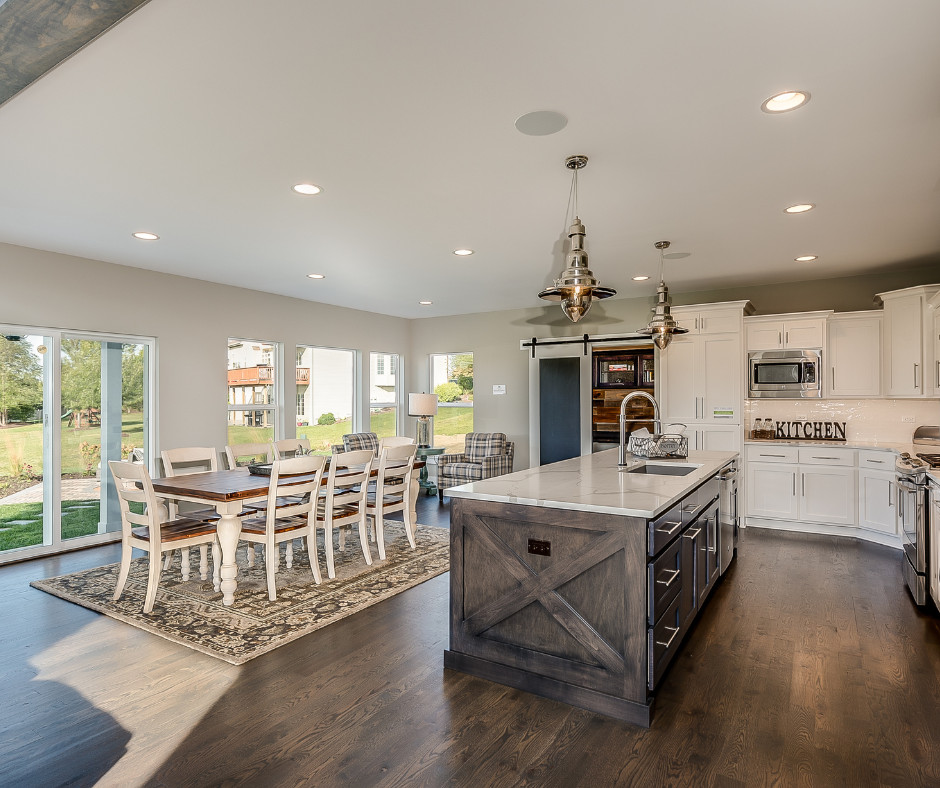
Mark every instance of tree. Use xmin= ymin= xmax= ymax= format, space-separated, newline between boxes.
xmin=61 ymin=339 xmax=100 ymax=427
xmin=451 ymin=353 xmax=473 ymax=394
xmin=0 ymin=338 xmax=42 ymax=426
xmin=122 ymin=345 xmax=145 ymax=412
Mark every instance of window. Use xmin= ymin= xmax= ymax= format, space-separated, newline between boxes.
xmin=296 ymin=346 xmax=356 ymax=454
xmin=370 ymin=351 xmax=400 ymax=439
xmin=228 ymin=338 xmax=279 ymax=444
xmin=430 ymin=352 xmax=473 ymax=451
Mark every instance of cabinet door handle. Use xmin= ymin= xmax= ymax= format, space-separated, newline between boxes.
xmin=914 ymin=363 xmax=919 ymax=390
xmin=888 ymin=479 xmax=893 ymax=507
xmin=936 ymin=360 xmax=939 ymax=389
xmin=786 ymin=331 xmax=789 ymax=345
xmin=656 ymin=569 xmax=681 ymax=587
xmin=778 ymin=331 xmax=782 ymax=346
xmin=801 ymin=474 xmax=805 ymax=496
xmin=656 ymin=626 xmax=680 ymax=649
xmin=832 ymin=366 xmax=836 ymax=391
xmin=792 ymin=474 xmax=796 ymax=496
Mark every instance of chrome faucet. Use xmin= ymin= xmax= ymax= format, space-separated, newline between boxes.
xmin=619 ymin=391 xmax=662 ymax=466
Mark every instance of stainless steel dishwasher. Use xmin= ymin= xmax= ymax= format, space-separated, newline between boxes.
xmin=718 ymin=460 xmax=738 ymax=574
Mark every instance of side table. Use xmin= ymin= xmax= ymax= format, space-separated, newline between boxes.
xmin=416 ymin=446 xmax=445 ymax=496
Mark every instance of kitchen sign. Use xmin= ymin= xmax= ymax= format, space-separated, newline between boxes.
xmin=775 ymin=420 xmax=847 ymax=441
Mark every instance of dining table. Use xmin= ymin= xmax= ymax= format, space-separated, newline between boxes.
xmin=150 ymin=459 xmax=425 ymax=606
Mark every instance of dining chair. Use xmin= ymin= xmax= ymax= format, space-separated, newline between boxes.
xmin=366 ymin=444 xmax=417 ymax=559
xmin=272 ymin=438 xmax=312 ymax=459
xmin=378 ymin=436 xmax=415 ymax=451
xmin=317 ymin=448 xmax=374 ymax=579
xmin=109 ymin=460 xmax=220 ymax=614
xmin=160 ymin=446 xmax=222 ymax=579
xmin=225 ymin=442 xmax=274 ymax=469
xmin=237 ymin=455 xmax=327 ymax=601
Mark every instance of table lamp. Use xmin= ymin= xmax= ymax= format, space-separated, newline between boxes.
xmin=408 ymin=393 xmax=438 ymax=448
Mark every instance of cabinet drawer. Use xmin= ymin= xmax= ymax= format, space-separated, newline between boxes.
xmin=798 ymin=447 xmax=855 ymax=466
xmin=648 ymin=503 xmax=683 ymax=556
xmin=648 ymin=537 xmax=682 ymax=624
xmin=647 ymin=592 xmax=682 ymax=691
xmin=746 ymin=445 xmax=799 ymax=464
xmin=858 ymin=450 xmax=896 ymax=470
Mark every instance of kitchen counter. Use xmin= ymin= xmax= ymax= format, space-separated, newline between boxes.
xmin=447 ymin=447 xmax=736 ymax=519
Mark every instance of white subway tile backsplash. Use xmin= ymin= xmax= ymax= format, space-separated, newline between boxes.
xmin=744 ymin=399 xmax=940 ymax=443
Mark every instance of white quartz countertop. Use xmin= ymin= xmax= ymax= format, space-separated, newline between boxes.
xmin=447 ymin=448 xmax=737 ymax=519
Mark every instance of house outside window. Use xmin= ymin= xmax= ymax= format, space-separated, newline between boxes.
xmin=227 ymin=338 xmax=279 ymax=444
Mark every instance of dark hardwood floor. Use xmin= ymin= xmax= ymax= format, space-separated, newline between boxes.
xmin=2 ymin=498 xmax=939 ymax=787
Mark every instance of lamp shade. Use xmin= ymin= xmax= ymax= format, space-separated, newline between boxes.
xmin=408 ymin=393 xmax=438 ymax=417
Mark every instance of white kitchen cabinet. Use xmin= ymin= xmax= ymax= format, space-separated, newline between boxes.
xmin=685 ymin=424 xmax=741 ymax=452
xmin=660 ymin=333 xmax=743 ymax=425
xmin=930 ymin=298 xmax=940 ymax=397
xmin=857 ymin=469 xmax=897 ymax=535
xmin=800 ymin=465 xmax=855 ymax=526
xmin=827 ymin=312 xmax=882 ymax=398
xmin=745 ymin=313 xmax=829 ymax=351
xmin=877 ymin=285 xmax=940 ymax=397
xmin=671 ymin=304 xmax=747 ymax=335
xmin=747 ymin=462 xmax=798 ymax=520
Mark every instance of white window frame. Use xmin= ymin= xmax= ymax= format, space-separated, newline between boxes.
xmin=227 ymin=337 xmax=282 ymax=440
xmin=370 ymin=350 xmax=403 ymax=437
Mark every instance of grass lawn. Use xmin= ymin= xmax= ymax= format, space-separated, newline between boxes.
xmin=0 ymin=500 xmax=102 ymax=552
xmin=0 ymin=412 xmax=145 ymax=477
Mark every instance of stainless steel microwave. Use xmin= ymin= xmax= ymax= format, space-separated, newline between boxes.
xmin=748 ymin=349 xmax=822 ymax=398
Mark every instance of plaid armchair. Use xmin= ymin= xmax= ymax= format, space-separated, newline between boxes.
xmin=438 ymin=432 xmax=514 ymax=501
xmin=333 ymin=432 xmax=380 ymax=455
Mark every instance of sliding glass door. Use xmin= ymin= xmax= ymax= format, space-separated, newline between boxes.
xmin=0 ymin=327 xmax=153 ymax=562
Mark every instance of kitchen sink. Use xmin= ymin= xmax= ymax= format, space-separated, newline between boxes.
xmin=625 ymin=462 xmax=700 ymax=477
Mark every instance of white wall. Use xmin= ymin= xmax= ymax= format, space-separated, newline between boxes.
xmin=0 ymin=242 xmax=411 ymax=453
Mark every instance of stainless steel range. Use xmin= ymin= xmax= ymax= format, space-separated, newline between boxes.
xmin=897 ymin=426 xmax=940 ymax=605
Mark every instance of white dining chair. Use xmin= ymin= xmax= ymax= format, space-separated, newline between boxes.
xmin=160 ymin=446 xmax=221 ymax=579
xmin=225 ymin=442 xmax=275 ymax=469
xmin=237 ymin=455 xmax=327 ymax=601
xmin=272 ymin=438 xmax=312 ymax=459
xmin=366 ymin=444 xmax=418 ymax=559
xmin=317 ymin=449 xmax=374 ymax=579
xmin=109 ymin=460 xmax=220 ymax=613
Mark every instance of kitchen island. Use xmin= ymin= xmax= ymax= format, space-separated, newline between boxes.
xmin=444 ymin=448 xmax=737 ymax=726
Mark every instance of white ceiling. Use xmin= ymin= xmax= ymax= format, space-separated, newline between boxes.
xmin=1 ymin=0 xmax=939 ymax=319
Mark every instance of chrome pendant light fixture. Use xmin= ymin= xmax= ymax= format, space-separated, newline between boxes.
xmin=638 ymin=240 xmax=689 ymax=350
xmin=538 ymin=155 xmax=616 ymax=323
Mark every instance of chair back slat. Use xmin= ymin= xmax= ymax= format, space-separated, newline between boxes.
xmin=225 ymin=442 xmax=274 ymax=469
xmin=272 ymin=438 xmax=312 ymax=460
xmin=160 ymin=447 xmax=219 ymax=476
xmin=324 ymin=449 xmax=373 ymax=510
xmin=377 ymin=444 xmax=416 ymax=498
xmin=378 ymin=436 xmax=415 ymax=451
xmin=108 ymin=460 xmax=164 ymax=546
xmin=263 ymin=455 xmax=327 ymax=527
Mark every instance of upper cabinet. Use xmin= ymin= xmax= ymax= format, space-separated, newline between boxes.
xmin=930 ymin=290 xmax=940 ymax=398
xmin=876 ymin=285 xmax=940 ymax=398
xmin=745 ymin=312 xmax=830 ymax=351
xmin=828 ymin=312 xmax=882 ymax=398
xmin=673 ymin=305 xmax=747 ymax=335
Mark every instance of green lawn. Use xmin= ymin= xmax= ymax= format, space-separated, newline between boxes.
xmin=0 ymin=412 xmax=145 ymax=477
xmin=0 ymin=500 xmax=102 ymax=551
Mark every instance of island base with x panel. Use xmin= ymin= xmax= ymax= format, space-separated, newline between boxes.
xmin=444 ymin=448 xmax=733 ymax=727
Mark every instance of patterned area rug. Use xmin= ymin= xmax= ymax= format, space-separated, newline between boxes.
xmin=31 ymin=522 xmax=449 ymax=665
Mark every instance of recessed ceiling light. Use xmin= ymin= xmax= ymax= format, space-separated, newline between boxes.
xmin=419 ymin=300 xmax=433 ymax=305
xmin=132 ymin=231 xmax=159 ymax=241
xmin=632 ymin=275 xmax=650 ymax=281
xmin=293 ymin=183 xmax=322 ymax=195
xmin=794 ymin=255 xmax=818 ymax=262
xmin=306 ymin=273 xmax=325 ymax=279
xmin=514 ymin=110 xmax=568 ymax=136
xmin=761 ymin=91 xmax=811 ymax=113
xmin=453 ymin=249 xmax=474 ymax=256
xmin=785 ymin=203 xmax=815 ymax=214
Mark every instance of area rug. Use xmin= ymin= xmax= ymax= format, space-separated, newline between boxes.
xmin=31 ymin=522 xmax=449 ymax=665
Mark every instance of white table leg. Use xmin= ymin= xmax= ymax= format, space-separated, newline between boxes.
xmin=216 ymin=501 xmax=243 ymax=606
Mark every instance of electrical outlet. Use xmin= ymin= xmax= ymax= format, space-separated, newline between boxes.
xmin=902 ymin=416 xmax=915 ymax=423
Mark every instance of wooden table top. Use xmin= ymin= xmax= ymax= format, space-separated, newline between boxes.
xmin=150 ymin=461 xmax=425 ymax=503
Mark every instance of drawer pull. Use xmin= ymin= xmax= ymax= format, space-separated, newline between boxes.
xmin=656 ymin=626 xmax=680 ymax=649
xmin=682 ymin=504 xmax=698 ymax=513
xmin=683 ymin=527 xmax=702 ymax=539
xmin=761 ymin=453 xmax=787 ymax=458
xmin=656 ymin=521 xmax=682 ymax=536
xmin=656 ymin=569 xmax=681 ymax=587
xmin=812 ymin=456 xmax=840 ymax=460
xmin=867 ymin=459 xmax=885 ymax=464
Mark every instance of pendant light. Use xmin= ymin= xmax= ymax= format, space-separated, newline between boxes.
xmin=538 ymin=155 xmax=616 ymax=323
xmin=637 ymin=240 xmax=689 ymax=350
